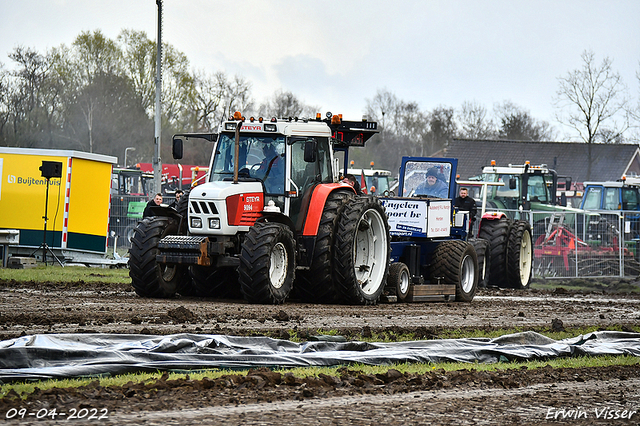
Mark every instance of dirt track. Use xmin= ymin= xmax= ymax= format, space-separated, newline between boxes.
xmin=1 ymin=278 xmax=640 ymax=424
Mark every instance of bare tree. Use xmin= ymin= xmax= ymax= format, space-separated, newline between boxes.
xmin=457 ymin=101 xmax=495 ymax=139
xmin=257 ymin=89 xmax=317 ymax=119
xmin=184 ymin=70 xmax=227 ymax=131
xmin=220 ymin=75 xmax=253 ymax=122
xmin=494 ymin=101 xmax=555 ymax=141
xmin=555 ymin=50 xmax=630 ymax=143
xmin=0 ymin=63 xmax=8 ymax=140
xmin=554 ymin=50 xmax=630 ymax=179
xmin=425 ymin=106 xmax=457 ymax=154
xmin=5 ymin=47 xmax=55 ymax=147
xmin=364 ymin=89 xmax=403 ymax=136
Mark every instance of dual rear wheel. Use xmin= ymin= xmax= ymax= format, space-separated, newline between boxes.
xmin=479 ymin=217 xmax=533 ymax=289
xmin=238 ymin=195 xmax=391 ymax=305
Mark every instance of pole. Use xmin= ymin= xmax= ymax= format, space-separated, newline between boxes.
xmin=154 ymin=0 xmax=163 ymax=194
xmin=124 ymin=147 xmax=136 ymax=168
xmin=42 ymin=177 xmax=50 ymax=265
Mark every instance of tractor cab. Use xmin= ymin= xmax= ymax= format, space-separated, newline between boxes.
xmin=170 ymin=112 xmax=378 ymax=236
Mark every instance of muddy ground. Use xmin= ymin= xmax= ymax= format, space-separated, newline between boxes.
xmin=1 ymin=277 xmax=640 ymax=424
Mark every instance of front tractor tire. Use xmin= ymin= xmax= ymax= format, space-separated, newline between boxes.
xmin=239 ymin=222 xmax=295 ymax=304
xmin=129 ymin=217 xmax=190 ymax=298
xmin=429 ymin=240 xmax=478 ymax=302
xmin=333 ymin=196 xmax=391 ymax=305
xmin=507 ymin=220 xmax=533 ymax=289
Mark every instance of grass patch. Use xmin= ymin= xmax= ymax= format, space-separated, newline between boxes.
xmin=0 ymin=265 xmax=130 ymax=284
xmin=2 ymin=354 xmax=639 ymax=400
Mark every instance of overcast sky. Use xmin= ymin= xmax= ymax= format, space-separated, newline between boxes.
xmin=1 ymin=0 xmax=639 ymax=140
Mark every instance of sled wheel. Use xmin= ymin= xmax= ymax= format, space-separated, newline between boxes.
xmin=296 ymin=190 xmax=354 ymax=303
xmin=129 ymin=217 xmax=189 ymax=298
xmin=239 ymin=222 xmax=295 ymax=304
xmin=507 ymin=220 xmax=533 ymax=289
xmin=189 ymin=265 xmax=240 ymax=298
xmin=388 ymin=262 xmax=411 ymax=302
xmin=478 ymin=216 xmax=511 ymax=288
xmin=333 ymin=196 xmax=390 ymax=305
xmin=430 ymin=240 xmax=478 ymax=302
xmin=469 ymin=238 xmax=491 ymax=288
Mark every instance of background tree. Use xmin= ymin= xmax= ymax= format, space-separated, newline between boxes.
xmin=555 ymin=50 xmax=629 ymax=144
xmin=257 ymin=89 xmax=317 ymax=118
xmin=219 ymin=75 xmax=254 ymax=121
xmin=4 ymin=46 xmax=56 ymax=148
xmin=494 ymin=101 xmax=555 ymax=141
xmin=0 ymin=63 xmax=9 ymax=140
xmin=425 ymin=106 xmax=457 ymax=154
xmin=457 ymin=101 xmax=495 ymax=139
xmin=554 ymin=50 xmax=630 ymax=179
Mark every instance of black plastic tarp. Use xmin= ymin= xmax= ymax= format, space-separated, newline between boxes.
xmin=1 ymin=331 xmax=639 ymax=382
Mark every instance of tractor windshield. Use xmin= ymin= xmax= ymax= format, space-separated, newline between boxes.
xmin=403 ymin=161 xmax=453 ymax=198
xmin=210 ymin=133 xmax=286 ymax=194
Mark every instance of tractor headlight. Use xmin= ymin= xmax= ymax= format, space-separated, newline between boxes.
xmin=209 ymin=218 xmax=220 ymax=229
xmin=191 ymin=217 xmax=202 ymax=228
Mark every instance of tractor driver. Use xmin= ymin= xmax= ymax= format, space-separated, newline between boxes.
xmin=259 ymin=143 xmax=284 ymax=193
xmin=414 ymin=168 xmax=448 ymax=198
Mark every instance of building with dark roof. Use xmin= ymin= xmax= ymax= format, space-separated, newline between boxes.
xmin=438 ymin=139 xmax=640 ymax=184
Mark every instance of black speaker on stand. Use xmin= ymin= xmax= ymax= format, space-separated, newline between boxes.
xmin=31 ymin=161 xmax=64 ymax=267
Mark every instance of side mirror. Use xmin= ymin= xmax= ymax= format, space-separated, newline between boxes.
xmin=509 ymin=177 xmax=517 ymax=190
xmin=304 ymin=140 xmax=317 ymax=162
xmin=172 ymin=137 xmax=183 ymax=160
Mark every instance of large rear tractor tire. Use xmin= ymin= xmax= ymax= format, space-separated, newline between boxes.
xmin=387 ymin=262 xmax=411 ymax=302
xmin=507 ymin=220 xmax=533 ymax=289
xmin=333 ymin=196 xmax=390 ymax=305
xmin=429 ymin=240 xmax=478 ymax=302
xmin=190 ymin=265 xmax=240 ymax=298
xmin=469 ymin=238 xmax=491 ymax=288
xmin=478 ymin=216 xmax=511 ymax=288
xmin=239 ymin=222 xmax=295 ymax=304
xmin=129 ymin=217 xmax=190 ymax=298
xmin=296 ymin=190 xmax=354 ymax=303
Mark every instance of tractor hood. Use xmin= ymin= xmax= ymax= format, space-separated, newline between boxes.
xmin=187 ymin=181 xmax=265 ymax=235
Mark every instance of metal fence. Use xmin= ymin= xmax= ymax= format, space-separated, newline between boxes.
xmin=487 ymin=208 xmax=640 ymax=279
xmin=108 ymin=193 xmax=183 ymax=250
xmin=108 ymin=194 xmax=149 ymax=249
xmin=106 ymin=200 xmax=640 ymax=279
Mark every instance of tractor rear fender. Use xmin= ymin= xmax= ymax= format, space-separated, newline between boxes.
xmin=302 ymin=183 xmax=356 ymax=236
